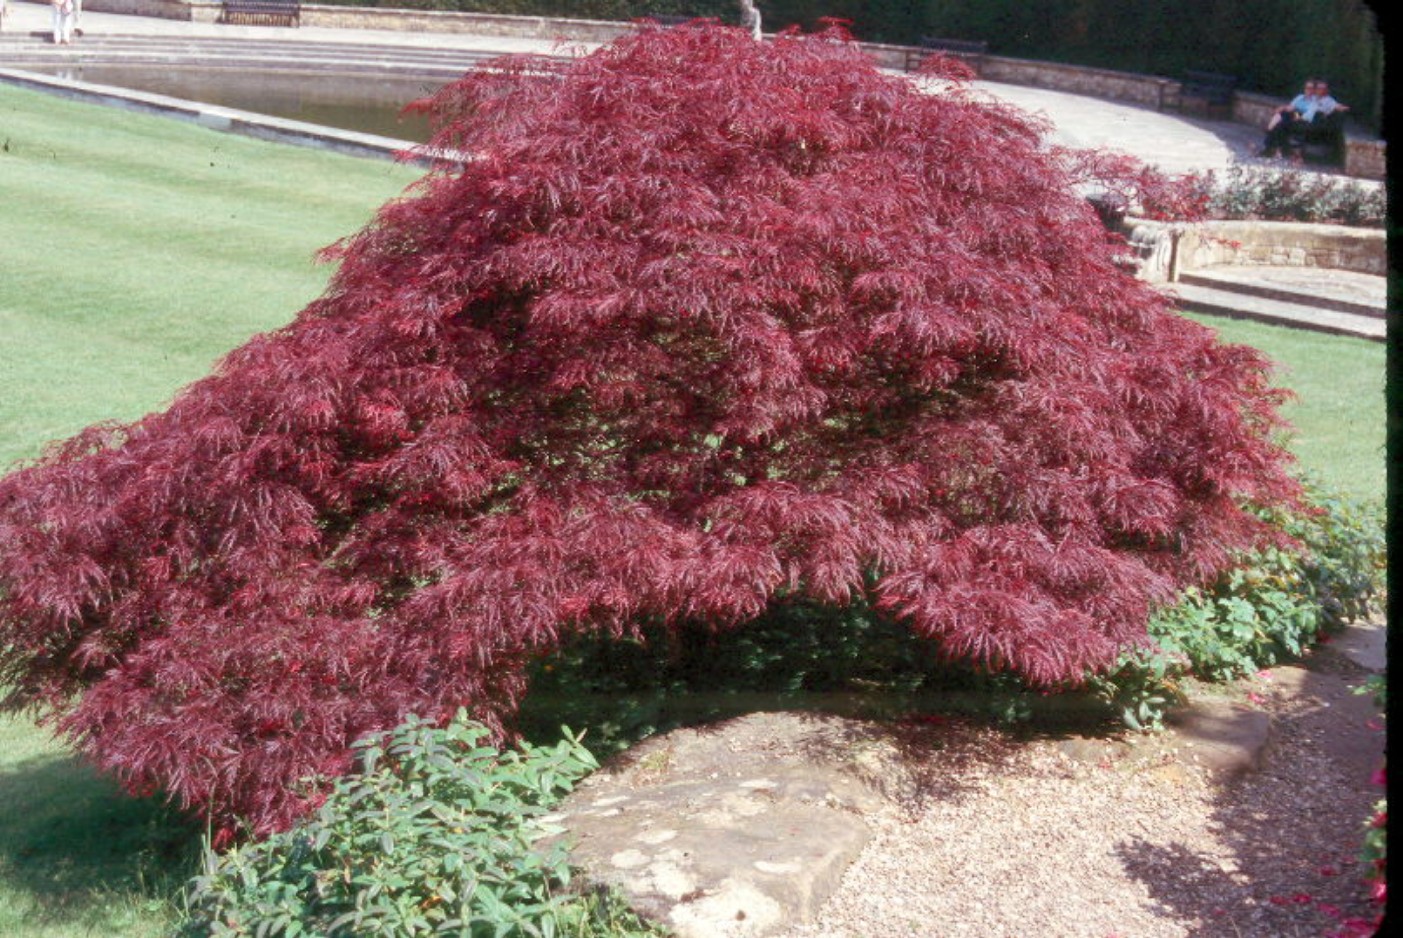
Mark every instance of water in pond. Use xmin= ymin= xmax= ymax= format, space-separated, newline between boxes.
xmin=30 ymin=64 xmax=441 ymax=142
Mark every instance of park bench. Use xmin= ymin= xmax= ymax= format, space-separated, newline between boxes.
xmin=1289 ymin=110 xmax=1348 ymax=166
xmin=1174 ymin=69 xmax=1238 ymax=117
xmin=220 ymin=0 xmax=300 ymax=28
xmin=904 ymin=36 xmax=989 ymax=72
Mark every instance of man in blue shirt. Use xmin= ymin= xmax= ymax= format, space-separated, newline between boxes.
xmin=1260 ymin=79 xmax=1317 ymax=158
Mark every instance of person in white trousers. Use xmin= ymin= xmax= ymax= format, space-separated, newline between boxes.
xmin=51 ymin=0 xmax=75 ymax=44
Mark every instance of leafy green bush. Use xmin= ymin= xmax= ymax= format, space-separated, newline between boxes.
xmin=520 ymin=597 xmax=1052 ymax=755
xmin=1091 ymin=479 xmax=1383 ymax=730
xmin=1266 ymin=480 xmax=1385 ymax=629
xmin=1085 ymin=646 xmax=1187 ymax=732
xmin=1190 ymin=164 xmax=1386 ymax=227
xmin=177 ymin=713 xmax=657 ymax=937
xmin=1150 ymin=545 xmax=1322 ymax=682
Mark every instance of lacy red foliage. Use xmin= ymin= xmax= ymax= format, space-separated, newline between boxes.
xmin=0 ymin=24 xmax=1298 ymax=834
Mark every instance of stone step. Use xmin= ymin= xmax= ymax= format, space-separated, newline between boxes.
xmin=1165 ymin=280 xmax=1386 ymax=342
xmin=1178 ymin=267 xmax=1386 ymax=319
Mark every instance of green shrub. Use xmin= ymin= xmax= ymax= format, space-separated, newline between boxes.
xmin=1194 ymin=164 xmax=1386 ymax=227
xmin=177 ymin=713 xmax=658 ymax=937
xmin=1150 ymin=544 xmax=1322 ymax=682
xmin=1266 ymin=479 xmax=1385 ymax=630
xmin=1085 ymin=646 xmax=1187 ymax=732
xmin=1091 ymin=479 xmax=1383 ymax=730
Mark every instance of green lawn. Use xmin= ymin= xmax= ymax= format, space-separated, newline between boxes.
xmin=0 ymin=84 xmax=420 ymax=469
xmin=1183 ymin=314 xmax=1386 ymax=505
xmin=0 ymin=83 xmax=419 ymax=936
xmin=0 ymin=82 xmax=1387 ymax=937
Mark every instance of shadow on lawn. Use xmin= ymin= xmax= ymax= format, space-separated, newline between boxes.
xmin=0 ymin=749 xmax=201 ymax=928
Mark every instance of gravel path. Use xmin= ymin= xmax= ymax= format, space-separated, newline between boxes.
xmin=777 ymin=646 xmax=1385 ymax=938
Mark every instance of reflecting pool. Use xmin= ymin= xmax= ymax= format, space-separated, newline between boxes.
xmin=30 ymin=64 xmax=440 ymax=141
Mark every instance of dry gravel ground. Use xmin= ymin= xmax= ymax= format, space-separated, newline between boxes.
xmin=777 ymin=645 xmax=1385 ymax=938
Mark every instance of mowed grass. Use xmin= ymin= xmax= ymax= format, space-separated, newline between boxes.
xmin=0 ymin=83 xmax=420 ymax=469
xmin=0 ymin=83 xmax=419 ymax=936
xmin=0 ymin=84 xmax=1388 ymax=936
xmin=1183 ymin=313 xmax=1386 ymax=505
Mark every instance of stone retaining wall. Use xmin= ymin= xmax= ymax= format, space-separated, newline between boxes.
xmin=300 ymin=4 xmax=631 ymax=42
xmin=1123 ymin=217 xmax=1386 ymax=283
xmin=83 ymin=0 xmax=191 ymax=18
xmin=978 ymin=56 xmax=1172 ymax=109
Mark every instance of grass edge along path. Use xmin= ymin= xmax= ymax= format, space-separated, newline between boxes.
xmin=0 ymin=82 xmax=1386 ymax=937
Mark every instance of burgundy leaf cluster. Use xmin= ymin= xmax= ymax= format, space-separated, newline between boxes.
xmin=0 ymin=23 xmax=1298 ymax=835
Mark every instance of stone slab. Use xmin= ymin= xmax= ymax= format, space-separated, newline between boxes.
xmin=1164 ymin=700 xmax=1273 ymax=780
xmin=552 ymin=712 xmax=900 ymax=937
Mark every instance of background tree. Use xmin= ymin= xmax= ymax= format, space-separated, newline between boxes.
xmin=0 ymin=22 xmax=1298 ymax=837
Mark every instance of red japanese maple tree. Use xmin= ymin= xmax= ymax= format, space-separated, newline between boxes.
xmin=0 ymin=23 xmax=1296 ymax=834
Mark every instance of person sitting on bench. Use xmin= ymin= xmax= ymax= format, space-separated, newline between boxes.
xmin=1288 ymin=79 xmax=1350 ymax=163
xmin=1260 ymin=79 xmax=1318 ymax=158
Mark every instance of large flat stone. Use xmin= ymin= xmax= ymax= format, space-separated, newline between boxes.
xmin=1164 ymin=700 xmax=1272 ymax=780
xmin=552 ymin=712 xmax=901 ymax=937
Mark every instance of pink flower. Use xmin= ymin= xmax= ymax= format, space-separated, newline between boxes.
xmin=1315 ymin=902 xmax=1342 ymax=919
xmin=1291 ymin=892 xmax=1313 ymax=904
xmin=1369 ymin=765 xmax=1386 ymax=787
xmin=1269 ymin=895 xmax=1290 ymax=905
xmin=1370 ymin=880 xmax=1386 ymax=903
xmin=1319 ymin=864 xmax=1340 ymax=876
xmin=1246 ymin=691 xmax=1267 ymax=705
